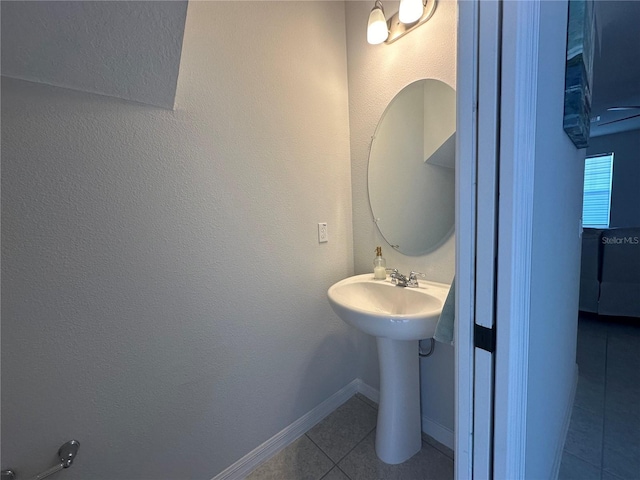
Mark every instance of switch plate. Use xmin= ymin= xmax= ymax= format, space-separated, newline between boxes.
xmin=318 ymin=223 xmax=328 ymax=243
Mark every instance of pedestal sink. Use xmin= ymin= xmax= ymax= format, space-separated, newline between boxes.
xmin=327 ymin=274 xmax=450 ymax=464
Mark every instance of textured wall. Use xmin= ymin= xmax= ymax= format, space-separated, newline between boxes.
xmin=1 ymin=1 xmax=188 ymax=109
xmin=525 ymin=1 xmax=585 ymax=477
xmin=1 ymin=2 xmax=356 ymax=478
xmin=344 ymin=0 xmax=457 ymax=445
xmin=588 ymin=129 xmax=640 ymax=228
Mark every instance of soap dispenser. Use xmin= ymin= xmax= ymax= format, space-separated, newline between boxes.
xmin=373 ymin=246 xmax=387 ymax=280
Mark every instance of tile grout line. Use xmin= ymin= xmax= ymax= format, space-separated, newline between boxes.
xmin=305 ymin=395 xmax=380 ymax=479
xmin=335 ymin=464 xmax=354 ymax=480
xmin=334 ymin=426 xmax=378 ymax=480
xmin=303 ymin=433 xmax=338 ymax=477
xmin=305 ymin=422 xmax=376 ymax=480
xmin=304 ymin=396 xmax=374 ymax=462
xmin=336 ymin=425 xmax=377 ymax=466
xmin=326 ymin=396 xmax=379 ymax=475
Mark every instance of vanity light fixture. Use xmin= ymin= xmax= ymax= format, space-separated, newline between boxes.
xmin=399 ymin=0 xmax=424 ymax=23
xmin=367 ymin=0 xmax=437 ymax=45
xmin=367 ymin=0 xmax=389 ymax=45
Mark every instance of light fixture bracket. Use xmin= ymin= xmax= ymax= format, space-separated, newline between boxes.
xmin=385 ymin=0 xmax=437 ymax=44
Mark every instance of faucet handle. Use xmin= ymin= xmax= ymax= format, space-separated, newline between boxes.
xmin=408 ymin=271 xmax=426 ymax=286
xmin=387 ymin=268 xmax=400 ymax=284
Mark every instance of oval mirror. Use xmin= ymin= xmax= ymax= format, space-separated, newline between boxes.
xmin=368 ymin=79 xmax=456 ymax=256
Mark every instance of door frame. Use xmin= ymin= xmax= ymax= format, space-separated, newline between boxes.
xmin=454 ymin=0 xmax=478 ymax=476
xmin=455 ymin=0 xmax=541 ymax=477
xmin=492 ymin=1 xmax=540 ymax=477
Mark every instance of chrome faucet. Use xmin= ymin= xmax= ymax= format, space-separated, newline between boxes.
xmin=389 ymin=269 xmax=407 ymax=286
xmin=389 ymin=269 xmax=426 ymax=287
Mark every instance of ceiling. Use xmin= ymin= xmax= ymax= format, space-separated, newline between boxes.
xmin=590 ymin=0 xmax=640 ymax=137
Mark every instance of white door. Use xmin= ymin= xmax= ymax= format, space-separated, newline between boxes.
xmin=455 ymin=1 xmax=501 ymax=479
xmin=456 ymin=1 xmax=542 ymax=478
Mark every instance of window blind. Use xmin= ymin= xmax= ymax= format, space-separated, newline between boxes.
xmin=582 ymin=153 xmax=614 ymax=228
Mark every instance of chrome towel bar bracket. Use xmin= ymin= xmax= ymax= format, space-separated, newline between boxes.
xmin=1 ymin=440 xmax=80 ymax=480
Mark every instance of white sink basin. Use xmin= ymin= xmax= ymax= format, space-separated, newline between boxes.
xmin=327 ymin=273 xmax=451 ymax=465
xmin=328 ymin=274 xmax=448 ymax=341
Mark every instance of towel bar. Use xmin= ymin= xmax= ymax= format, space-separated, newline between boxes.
xmin=1 ymin=440 xmax=80 ymax=480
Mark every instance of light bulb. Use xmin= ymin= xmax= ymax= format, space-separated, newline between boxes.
xmin=367 ymin=1 xmax=388 ymax=45
xmin=399 ymin=0 xmax=424 ymax=24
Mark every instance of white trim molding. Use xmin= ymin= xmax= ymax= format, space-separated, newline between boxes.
xmin=212 ymin=379 xmax=454 ymax=480
xmin=212 ymin=379 xmax=385 ymax=480
xmin=422 ymin=415 xmax=455 ymax=450
xmin=355 ymin=379 xmax=380 ymax=405
xmin=454 ymin=0 xmax=479 ymax=477
xmin=211 ymin=379 xmax=361 ymax=480
xmin=493 ymin=0 xmax=541 ymax=478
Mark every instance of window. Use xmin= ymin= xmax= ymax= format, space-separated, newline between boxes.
xmin=582 ymin=153 xmax=614 ymax=228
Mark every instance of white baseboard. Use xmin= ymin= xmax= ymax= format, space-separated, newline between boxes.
xmin=421 ymin=416 xmax=455 ymax=450
xmin=211 ymin=379 xmax=361 ymax=480
xmin=550 ymin=363 xmax=579 ymax=479
xmin=211 ymin=378 xmax=453 ymax=480
xmin=355 ymin=379 xmax=380 ymax=404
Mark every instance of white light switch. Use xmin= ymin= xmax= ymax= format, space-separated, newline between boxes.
xmin=318 ymin=223 xmax=328 ymax=243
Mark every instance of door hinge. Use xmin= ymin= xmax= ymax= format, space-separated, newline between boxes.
xmin=474 ymin=323 xmax=496 ymax=353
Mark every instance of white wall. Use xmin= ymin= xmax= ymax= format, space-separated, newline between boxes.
xmin=525 ymin=1 xmax=585 ymax=476
xmin=1 ymin=2 xmax=356 ymax=478
xmin=1 ymin=1 xmax=188 ymax=109
xmin=588 ymin=129 xmax=640 ymax=228
xmin=344 ymin=0 xmax=457 ymax=446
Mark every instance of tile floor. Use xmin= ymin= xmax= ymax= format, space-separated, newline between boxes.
xmin=245 ymin=394 xmax=454 ymax=480
xmin=559 ymin=313 xmax=640 ymax=480
xmin=245 ymin=313 xmax=639 ymax=480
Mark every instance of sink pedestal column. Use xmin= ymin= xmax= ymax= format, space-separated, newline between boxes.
xmin=375 ymin=337 xmax=422 ymax=464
